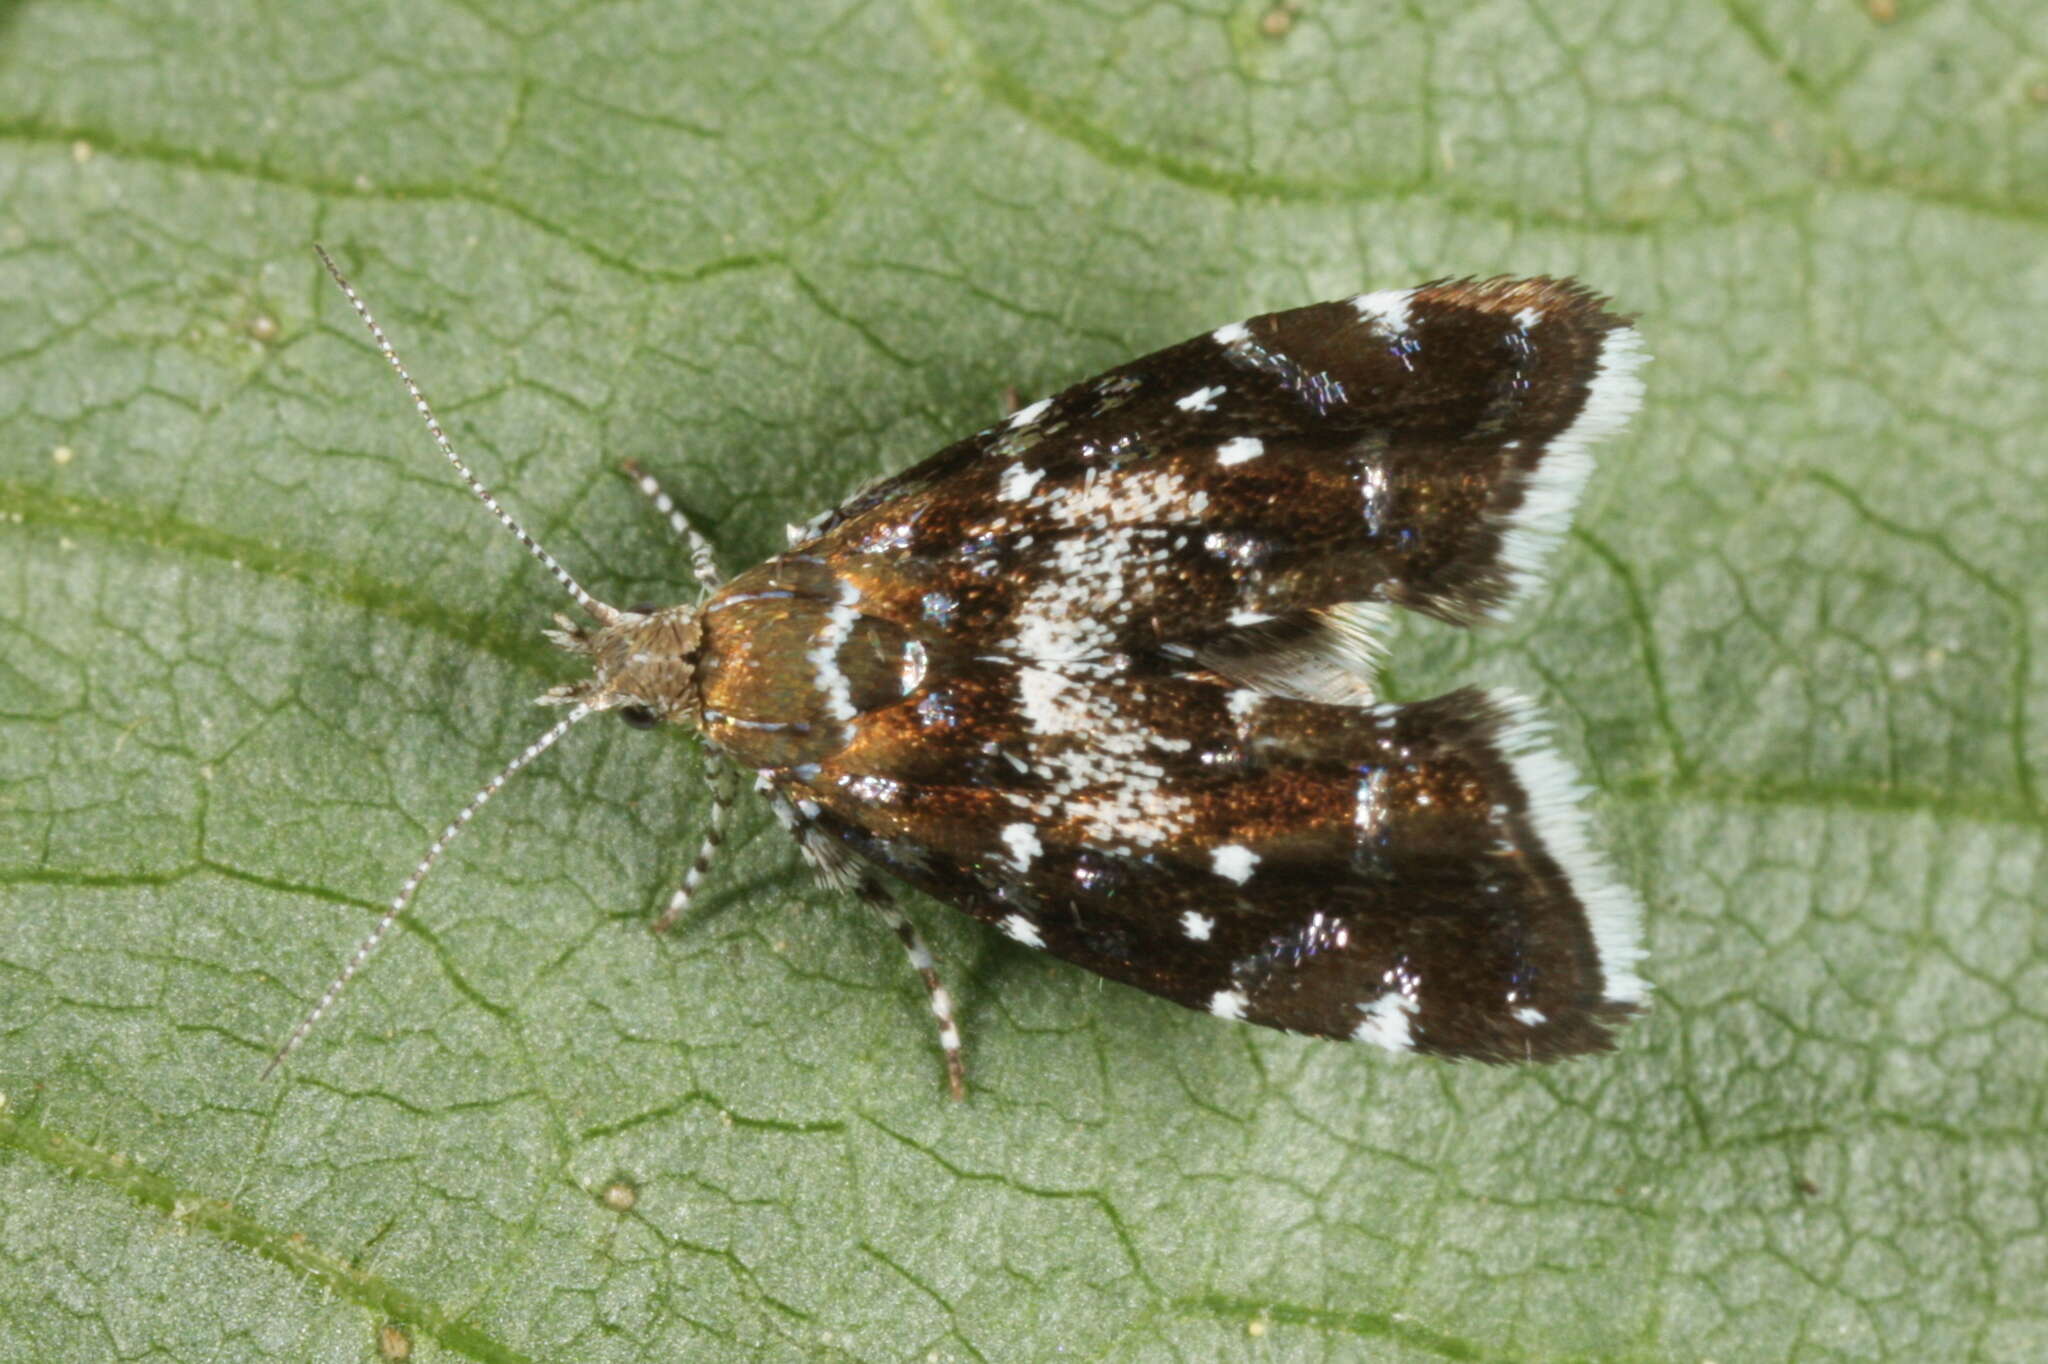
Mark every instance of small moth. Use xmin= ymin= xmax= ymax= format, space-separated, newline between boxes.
xmin=275 ymin=249 xmax=1649 ymax=1097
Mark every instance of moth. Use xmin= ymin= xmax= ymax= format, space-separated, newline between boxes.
xmin=276 ymin=249 xmax=1649 ymax=1097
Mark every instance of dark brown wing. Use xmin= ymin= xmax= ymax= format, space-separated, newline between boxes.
xmin=791 ymin=658 xmax=1645 ymax=1063
xmin=794 ymin=277 xmax=1643 ymax=661
xmin=753 ymin=278 xmax=1648 ymax=1062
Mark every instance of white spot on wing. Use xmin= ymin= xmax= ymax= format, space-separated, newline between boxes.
xmin=1492 ymin=691 xmax=1648 ymax=1006
xmin=1010 ymin=662 xmax=1196 ymax=851
xmin=1514 ymin=1005 xmax=1548 ymax=1027
xmin=1180 ymin=910 xmax=1214 ymax=941
xmin=1492 ymin=322 xmax=1647 ymax=618
xmin=1017 ymin=665 xmax=1077 ymax=723
xmin=1216 ymin=436 xmax=1263 ymax=466
xmin=999 ymin=463 xmax=1045 ymax=502
xmin=999 ymin=469 xmax=1213 ymax=662
xmin=1036 ymin=467 xmax=1210 ymax=529
xmin=1007 ymin=396 xmax=1052 ymax=428
xmin=1352 ymin=990 xmax=1417 ymax=1051
xmin=1000 ymin=822 xmax=1042 ymax=871
xmin=1176 ymin=384 xmax=1225 ymax=412
xmin=1350 ymin=288 xmax=1415 ymax=337
xmin=786 ymin=506 xmax=837 ymax=548
xmin=1000 ymin=913 xmax=1046 ymax=949
xmin=1208 ymin=988 xmax=1249 ymax=1021
xmin=1211 ymin=320 xmax=1250 ymax=346
xmin=1210 ymin=844 xmax=1259 ymax=884
xmin=805 ymin=578 xmax=863 ymax=721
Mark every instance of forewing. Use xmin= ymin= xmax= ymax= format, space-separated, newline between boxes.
xmin=790 ymin=665 xmax=1645 ymax=1063
xmin=794 ymin=277 xmax=1644 ymax=669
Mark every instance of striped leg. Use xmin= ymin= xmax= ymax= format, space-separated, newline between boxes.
xmin=621 ymin=459 xmax=723 ymax=592
xmin=652 ymin=761 xmax=735 ymax=934
xmin=858 ymin=877 xmax=967 ymax=1101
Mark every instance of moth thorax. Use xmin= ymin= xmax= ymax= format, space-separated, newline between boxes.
xmin=691 ymin=568 xmax=931 ymax=768
xmin=583 ymin=605 xmax=705 ymax=724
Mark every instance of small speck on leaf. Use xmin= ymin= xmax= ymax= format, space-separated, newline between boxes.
xmin=1259 ymin=2 xmax=1300 ymax=38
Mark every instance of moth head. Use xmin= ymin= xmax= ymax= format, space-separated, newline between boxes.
xmin=541 ymin=604 xmax=705 ymax=728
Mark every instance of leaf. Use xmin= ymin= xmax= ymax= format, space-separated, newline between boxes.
xmin=2 ymin=0 xmax=2043 ymax=1359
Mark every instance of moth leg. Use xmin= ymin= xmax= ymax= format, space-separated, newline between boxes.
xmin=856 ymin=877 xmax=967 ymax=1101
xmin=620 ymin=459 xmax=724 ymax=592
xmin=651 ymin=759 xmax=735 ymax=933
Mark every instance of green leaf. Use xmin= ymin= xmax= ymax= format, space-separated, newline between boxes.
xmin=3 ymin=1 xmax=2043 ymax=1359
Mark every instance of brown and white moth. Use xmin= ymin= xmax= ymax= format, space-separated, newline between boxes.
xmin=275 ymin=250 xmax=1649 ymax=1097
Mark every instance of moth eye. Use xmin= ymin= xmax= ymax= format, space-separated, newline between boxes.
xmin=618 ymin=705 xmax=660 ymax=730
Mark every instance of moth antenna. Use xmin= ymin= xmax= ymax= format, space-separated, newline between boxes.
xmin=313 ymin=244 xmax=619 ymax=625
xmin=265 ymin=702 xmax=595 ymax=1075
